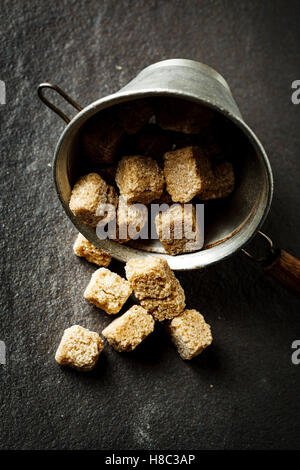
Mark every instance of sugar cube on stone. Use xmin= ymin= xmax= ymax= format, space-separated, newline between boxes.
xmin=55 ymin=325 xmax=104 ymax=371
xmin=125 ymin=257 xmax=185 ymax=321
xmin=84 ymin=268 xmax=132 ymax=314
xmin=125 ymin=256 xmax=176 ymax=300
xmin=102 ymin=305 xmax=155 ymax=352
xmin=167 ymin=309 xmax=213 ymax=360
xmin=140 ymin=286 xmax=186 ymax=322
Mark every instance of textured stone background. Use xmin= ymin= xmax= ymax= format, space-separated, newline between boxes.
xmin=0 ymin=0 xmax=300 ymax=450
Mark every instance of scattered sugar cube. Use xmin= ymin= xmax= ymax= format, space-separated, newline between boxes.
xmin=155 ymin=204 xmax=202 ymax=255
xmin=198 ymin=161 xmax=235 ymax=200
xmin=84 ymin=268 xmax=132 ymax=314
xmin=125 ymin=257 xmax=185 ymax=321
xmin=125 ymin=256 xmax=176 ymax=300
xmin=73 ymin=233 xmax=111 ymax=267
xmin=155 ymin=97 xmax=214 ymax=134
xmin=140 ymin=285 xmax=185 ymax=322
xmin=167 ymin=309 xmax=213 ymax=360
xmin=163 ymin=146 xmax=214 ymax=203
xmin=81 ymin=111 xmax=124 ymax=164
xmin=55 ymin=325 xmax=104 ymax=371
xmin=102 ymin=305 xmax=155 ymax=352
xmin=115 ymin=155 xmax=164 ymax=204
xmin=69 ymin=173 xmax=118 ymax=227
xmin=116 ymin=99 xmax=154 ymax=134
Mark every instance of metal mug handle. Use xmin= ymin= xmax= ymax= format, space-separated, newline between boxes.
xmin=37 ymin=83 xmax=83 ymax=123
xmin=242 ymin=231 xmax=300 ymax=296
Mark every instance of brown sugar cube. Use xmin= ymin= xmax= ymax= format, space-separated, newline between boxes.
xmin=69 ymin=173 xmax=118 ymax=227
xmin=125 ymin=256 xmax=186 ymax=321
xmin=198 ymin=161 xmax=235 ymax=200
xmin=155 ymin=204 xmax=202 ymax=256
xmin=163 ymin=146 xmax=214 ymax=203
xmin=55 ymin=325 xmax=104 ymax=371
xmin=140 ymin=283 xmax=185 ymax=322
xmin=115 ymin=155 xmax=164 ymax=204
xmin=125 ymin=256 xmax=177 ymax=300
xmin=116 ymin=99 xmax=154 ymax=134
xmin=167 ymin=309 xmax=213 ymax=360
xmin=81 ymin=111 xmax=124 ymax=164
xmin=155 ymin=97 xmax=214 ymax=134
xmin=102 ymin=305 xmax=155 ymax=352
xmin=113 ymin=197 xmax=148 ymax=243
xmin=84 ymin=268 xmax=132 ymax=314
xmin=73 ymin=233 xmax=111 ymax=267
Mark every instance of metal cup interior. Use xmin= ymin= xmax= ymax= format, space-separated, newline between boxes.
xmin=53 ymin=89 xmax=273 ymax=270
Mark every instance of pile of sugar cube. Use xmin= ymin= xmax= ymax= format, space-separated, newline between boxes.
xmin=55 ymin=235 xmax=213 ymax=371
xmin=68 ymin=96 xmax=235 ymax=255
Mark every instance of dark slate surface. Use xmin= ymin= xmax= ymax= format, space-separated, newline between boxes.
xmin=0 ymin=0 xmax=300 ymax=450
